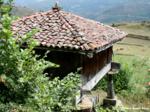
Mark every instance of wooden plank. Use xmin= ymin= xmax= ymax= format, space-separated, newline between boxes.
xmin=81 ymin=63 xmax=111 ymax=91
xmin=75 ymin=90 xmax=82 ymax=105
xmin=108 ymin=62 xmax=121 ymax=75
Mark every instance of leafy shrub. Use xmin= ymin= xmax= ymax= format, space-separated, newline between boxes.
xmin=0 ymin=5 xmax=50 ymax=103
xmin=127 ymin=57 xmax=150 ymax=96
xmin=0 ymin=102 xmax=36 ymax=112
xmin=0 ymin=73 xmax=80 ymax=112
xmin=95 ymin=106 xmax=125 ymax=112
xmin=27 ymin=73 xmax=80 ymax=112
xmin=96 ymin=56 xmax=150 ymax=96
xmin=0 ymin=1 xmax=81 ymax=112
xmin=95 ymin=61 xmax=132 ymax=94
xmin=113 ymin=63 xmax=132 ymax=93
xmin=146 ymin=85 xmax=150 ymax=98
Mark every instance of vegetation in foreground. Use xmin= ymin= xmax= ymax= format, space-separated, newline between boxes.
xmin=112 ymin=22 xmax=150 ymax=108
xmin=96 ymin=55 xmax=150 ymax=112
xmin=96 ymin=22 xmax=150 ymax=111
xmin=115 ymin=56 xmax=150 ymax=108
xmin=1 ymin=1 xmax=150 ymax=112
xmin=0 ymin=0 xmax=80 ymax=112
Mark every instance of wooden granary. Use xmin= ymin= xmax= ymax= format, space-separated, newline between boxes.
xmin=12 ymin=5 xmax=127 ymax=108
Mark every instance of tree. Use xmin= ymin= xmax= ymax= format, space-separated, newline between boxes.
xmin=0 ymin=0 xmax=80 ymax=111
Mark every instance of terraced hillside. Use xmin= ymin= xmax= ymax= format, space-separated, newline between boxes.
xmin=113 ymin=22 xmax=150 ymax=57
xmin=11 ymin=6 xmax=35 ymax=17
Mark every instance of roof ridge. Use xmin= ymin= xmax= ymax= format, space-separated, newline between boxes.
xmin=58 ymin=11 xmax=92 ymax=43
xmin=58 ymin=11 xmax=82 ymax=37
xmin=57 ymin=11 xmax=93 ymax=49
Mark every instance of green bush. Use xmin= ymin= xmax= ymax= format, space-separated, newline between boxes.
xmin=96 ymin=61 xmax=132 ymax=94
xmin=96 ymin=106 xmax=125 ymax=112
xmin=0 ymin=3 xmax=50 ymax=103
xmin=127 ymin=57 xmax=150 ymax=96
xmin=0 ymin=73 xmax=80 ymax=112
xmin=96 ymin=55 xmax=150 ymax=96
xmin=28 ymin=73 xmax=80 ymax=112
xmin=0 ymin=102 xmax=36 ymax=112
xmin=146 ymin=85 xmax=150 ymax=98
xmin=0 ymin=1 xmax=81 ymax=112
xmin=113 ymin=63 xmax=132 ymax=93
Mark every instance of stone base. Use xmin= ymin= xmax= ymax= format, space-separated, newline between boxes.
xmin=103 ymin=98 xmax=117 ymax=107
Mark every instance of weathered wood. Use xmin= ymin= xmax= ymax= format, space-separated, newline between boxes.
xmin=108 ymin=62 xmax=121 ymax=75
xmin=82 ymin=48 xmax=111 ymax=79
xmin=111 ymin=62 xmax=121 ymax=70
xmin=103 ymin=68 xmax=117 ymax=107
xmin=107 ymin=74 xmax=115 ymax=99
xmin=35 ymin=50 xmax=82 ymax=78
xmin=76 ymin=90 xmax=82 ymax=105
xmin=81 ymin=63 xmax=111 ymax=91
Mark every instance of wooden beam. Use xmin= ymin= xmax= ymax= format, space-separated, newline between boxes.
xmin=108 ymin=62 xmax=121 ymax=75
xmin=81 ymin=63 xmax=111 ymax=91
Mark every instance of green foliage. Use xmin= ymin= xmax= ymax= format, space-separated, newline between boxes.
xmin=146 ymin=85 xmax=150 ymax=98
xmin=0 ymin=102 xmax=36 ymax=112
xmin=113 ymin=63 xmax=132 ymax=93
xmin=120 ymin=57 xmax=150 ymax=97
xmin=29 ymin=73 xmax=80 ymax=112
xmin=0 ymin=73 xmax=80 ymax=112
xmin=95 ymin=76 xmax=107 ymax=91
xmin=96 ymin=59 xmax=132 ymax=94
xmin=119 ymin=56 xmax=150 ymax=96
xmin=96 ymin=107 xmax=111 ymax=112
xmin=0 ymin=0 xmax=81 ymax=112
xmin=0 ymin=0 xmax=50 ymax=104
xmin=96 ymin=55 xmax=150 ymax=96
xmin=115 ymin=56 xmax=150 ymax=108
xmin=95 ymin=106 xmax=125 ymax=112
xmin=0 ymin=0 xmax=13 ymax=16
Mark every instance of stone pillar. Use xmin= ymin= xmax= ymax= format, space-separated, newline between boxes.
xmin=103 ymin=74 xmax=117 ymax=107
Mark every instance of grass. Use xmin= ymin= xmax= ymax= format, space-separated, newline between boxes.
xmin=94 ymin=55 xmax=150 ymax=110
xmin=114 ymin=22 xmax=150 ymax=57
xmin=113 ymin=55 xmax=150 ymax=108
xmin=113 ymin=21 xmax=150 ymax=107
xmin=114 ymin=37 xmax=150 ymax=57
xmin=96 ymin=22 xmax=150 ymax=111
xmin=114 ymin=22 xmax=150 ymax=37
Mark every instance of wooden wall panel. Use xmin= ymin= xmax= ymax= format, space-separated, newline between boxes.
xmin=34 ymin=47 xmax=113 ymax=82
xmin=82 ymin=47 xmax=113 ymax=83
xmin=35 ymin=49 xmax=82 ymax=79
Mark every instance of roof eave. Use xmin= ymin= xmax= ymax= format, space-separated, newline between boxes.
xmin=93 ymin=35 xmax=126 ymax=54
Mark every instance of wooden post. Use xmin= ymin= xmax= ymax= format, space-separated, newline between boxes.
xmin=107 ymin=74 xmax=115 ymax=99
xmin=103 ymin=62 xmax=121 ymax=107
xmin=103 ymin=73 xmax=117 ymax=107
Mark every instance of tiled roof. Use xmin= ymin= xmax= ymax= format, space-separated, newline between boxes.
xmin=12 ymin=7 xmax=127 ymax=53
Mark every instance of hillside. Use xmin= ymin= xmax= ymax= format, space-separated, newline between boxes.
xmin=14 ymin=0 xmax=150 ymax=23
xmin=114 ymin=21 xmax=150 ymax=37
xmin=11 ymin=6 xmax=35 ymax=17
xmin=113 ymin=22 xmax=150 ymax=57
xmin=102 ymin=3 xmax=150 ymax=23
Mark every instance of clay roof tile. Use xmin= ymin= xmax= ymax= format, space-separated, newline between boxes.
xmin=12 ymin=7 xmax=127 ymax=53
